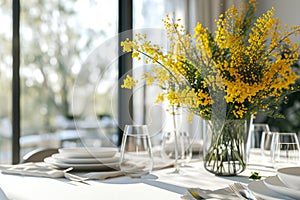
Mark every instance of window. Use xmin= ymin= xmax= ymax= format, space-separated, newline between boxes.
xmin=132 ymin=0 xmax=203 ymax=146
xmin=0 ymin=0 xmax=118 ymax=163
xmin=1 ymin=0 xmax=202 ymax=163
xmin=0 ymin=0 xmax=12 ymax=163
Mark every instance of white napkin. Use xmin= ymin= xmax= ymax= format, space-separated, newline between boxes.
xmin=68 ymin=171 xmax=124 ymax=181
xmin=0 ymin=162 xmax=65 ymax=178
xmin=0 ymin=157 xmax=173 ymax=180
xmin=0 ymin=162 xmax=122 ymax=180
xmin=181 ymin=187 xmax=241 ymax=200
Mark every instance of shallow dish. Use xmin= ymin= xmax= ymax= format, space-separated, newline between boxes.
xmin=58 ymin=147 xmax=118 ymax=158
xmin=51 ymin=153 xmax=120 ymax=164
xmin=277 ymin=166 xmax=300 ymax=190
xmin=44 ymin=157 xmax=119 ymax=171
xmin=264 ymin=175 xmax=300 ymax=199
xmin=248 ymin=179 xmax=294 ymax=200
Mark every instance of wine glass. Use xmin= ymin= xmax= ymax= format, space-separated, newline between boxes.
xmin=260 ymin=131 xmax=274 ymax=161
xmin=120 ymin=125 xmax=153 ymax=178
xmin=271 ymin=132 xmax=300 ymax=169
xmin=161 ymin=131 xmax=192 ymax=173
xmin=246 ymin=123 xmax=270 ymax=165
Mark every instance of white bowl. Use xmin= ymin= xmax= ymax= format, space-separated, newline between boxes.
xmin=277 ymin=167 xmax=300 ymax=190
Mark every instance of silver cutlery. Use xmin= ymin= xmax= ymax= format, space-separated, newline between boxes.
xmin=186 ymin=187 xmax=235 ymax=200
xmin=63 ymin=168 xmax=90 ymax=184
xmin=229 ymin=182 xmax=262 ymax=200
xmin=187 ymin=188 xmax=205 ymax=200
xmin=64 ymin=172 xmax=90 ymax=184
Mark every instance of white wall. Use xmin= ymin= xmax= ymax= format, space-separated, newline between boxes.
xmin=257 ymin=0 xmax=300 ymax=26
xmin=257 ymin=0 xmax=300 ymax=43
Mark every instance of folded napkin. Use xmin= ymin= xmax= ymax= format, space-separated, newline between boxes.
xmin=66 ymin=171 xmax=124 ymax=181
xmin=0 ymin=157 xmax=174 ymax=181
xmin=0 ymin=162 xmax=64 ymax=178
xmin=181 ymin=187 xmax=241 ymax=200
xmin=0 ymin=162 xmax=123 ymax=180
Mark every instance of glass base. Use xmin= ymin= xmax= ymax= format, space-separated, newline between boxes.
xmin=166 ymin=164 xmax=184 ymax=175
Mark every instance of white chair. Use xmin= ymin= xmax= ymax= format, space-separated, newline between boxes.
xmin=21 ymin=148 xmax=58 ymax=163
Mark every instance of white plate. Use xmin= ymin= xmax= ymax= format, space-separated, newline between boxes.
xmin=44 ymin=157 xmax=119 ymax=171
xmin=264 ymin=176 xmax=300 ymax=199
xmin=277 ymin=167 xmax=300 ymax=190
xmin=58 ymin=147 xmax=118 ymax=158
xmin=248 ymin=179 xmax=294 ymax=200
xmin=51 ymin=153 xmax=120 ymax=164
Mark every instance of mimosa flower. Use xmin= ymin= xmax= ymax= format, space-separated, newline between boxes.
xmin=121 ymin=0 xmax=300 ymax=120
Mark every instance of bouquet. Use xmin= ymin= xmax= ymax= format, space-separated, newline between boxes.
xmin=121 ymin=0 xmax=300 ymax=175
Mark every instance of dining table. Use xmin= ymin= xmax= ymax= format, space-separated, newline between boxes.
xmin=0 ymin=157 xmax=279 ymax=200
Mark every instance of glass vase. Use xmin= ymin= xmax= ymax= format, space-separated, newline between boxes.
xmin=203 ymin=119 xmax=247 ymax=176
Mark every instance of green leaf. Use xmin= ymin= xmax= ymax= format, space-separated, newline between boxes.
xmin=248 ymin=171 xmax=262 ymax=180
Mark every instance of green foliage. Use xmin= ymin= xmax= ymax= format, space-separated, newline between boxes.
xmin=0 ymin=0 xmax=103 ymax=133
xmin=249 ymin=171 xmax=262 ymax=180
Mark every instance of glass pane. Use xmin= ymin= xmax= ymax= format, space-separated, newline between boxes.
xmin=132 ymin=0 xmax=191 ymax=142
xmin=132 ymin=0 xmax=166 ymax=143
xmin=0 ymin=0 xmax=12 ymax=163
xmin=20 ymin=0 xmax=118 ymax=157
xmin=132 ymin=0 xmax=202 ymax=147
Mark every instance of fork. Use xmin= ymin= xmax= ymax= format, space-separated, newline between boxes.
xmin=63 ymin=168 xmax=90 ymax=184
xmin=229 ymin=183 xmax=259 ymax=200
xmin=234 ymin=183 xmax=265 ymax=200
xmin=64 ymin=172 xmax=90 ymax=184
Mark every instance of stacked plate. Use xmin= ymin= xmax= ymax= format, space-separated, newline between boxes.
xmin=248 ymin=166 xmax=300 ymax=200
xmin=44 ymin=147 xmax=120 ymax=171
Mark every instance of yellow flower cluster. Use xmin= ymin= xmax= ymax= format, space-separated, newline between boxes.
xmin=121 ymin=0 xmax=300 ymax=120
xmin=121 ymin=75 xmax=137 ymax=89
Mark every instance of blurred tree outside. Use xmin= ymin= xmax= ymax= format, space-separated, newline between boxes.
xmin=20 ymin=0 xmax=103 ymax=134
xmin=1 ymin=0 xmax=116 ymax=136
xmin=0 ymin=0 xmax=12 ymax=120
xmin=0 ymin=0 xmax=13 ymax=162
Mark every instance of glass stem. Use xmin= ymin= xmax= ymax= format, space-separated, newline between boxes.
xmin=172 ymin=105 xmax=180 ymax=172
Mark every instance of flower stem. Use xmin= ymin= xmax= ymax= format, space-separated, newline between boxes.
xmin=204 ymin=120 xmax=246 ymax=176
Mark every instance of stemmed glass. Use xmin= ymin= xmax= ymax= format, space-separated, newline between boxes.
xmin=161 ymin=131 xmax=192 ymax=169
xmin=260 ymin=131 xmax=274 ymax=160
xmin=120 ymin=125 xmax=153 ymax=178
xmin=271 ymin=132 xmax=300 ymax=169
xmin=246 ymin=123 xmax=270 ymax=165
xmin=161 ymin=106 xmax=192 ymax=174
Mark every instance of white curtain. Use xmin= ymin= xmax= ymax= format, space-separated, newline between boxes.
xmin=165 ymin=0 xmax=240 ymax=32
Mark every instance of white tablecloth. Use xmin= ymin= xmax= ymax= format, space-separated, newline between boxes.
xmin=0 ymin=160 xmax=276 ymax=200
